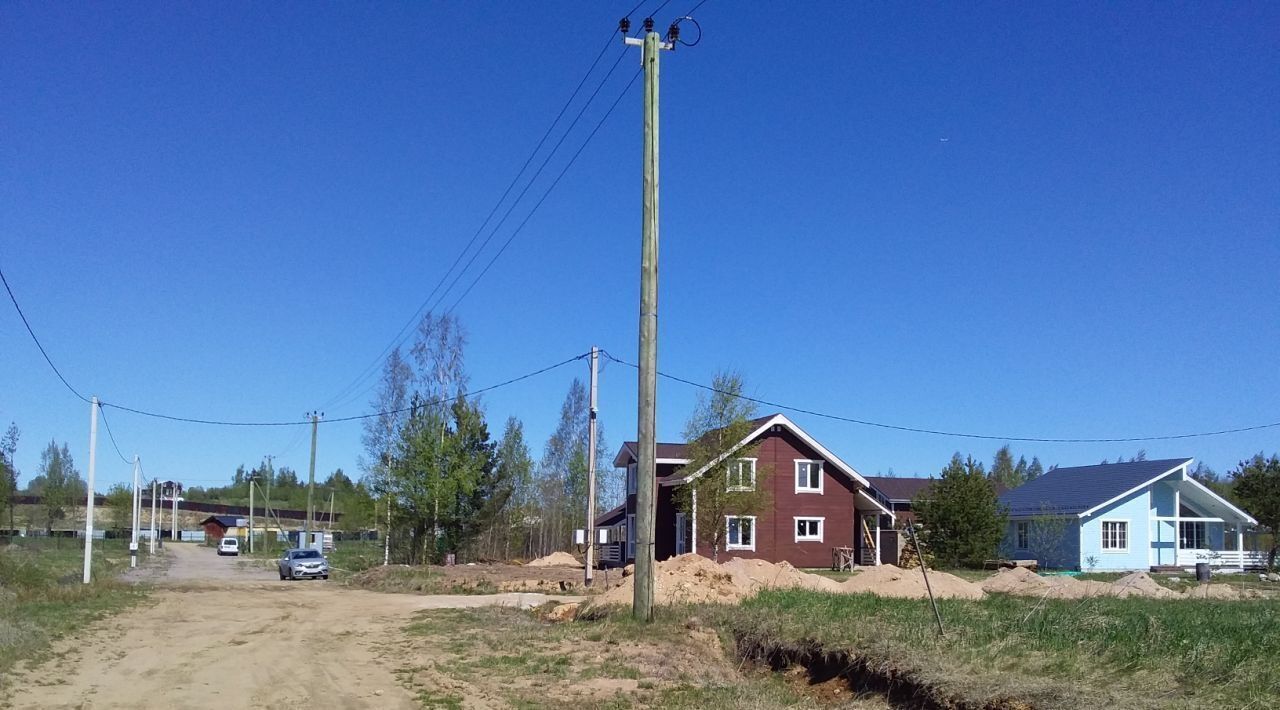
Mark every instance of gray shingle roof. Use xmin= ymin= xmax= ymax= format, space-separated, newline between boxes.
xmin=998 ymin=458 xmax=1191 ymax=517
xmin=865 ymin=476 xmax=934 ymax=502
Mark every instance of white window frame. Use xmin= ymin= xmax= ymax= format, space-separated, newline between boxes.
xmin=794 ymin=516 xmax=824 ymax=543
xmin=626 ymin=513 xmax=636 ymax=560
xmin=794 ymin=459 xmax=824 ymax=494
xmin=1179 ymin=520 xmax=1207 ymax=550
xmin=1015 ymin=521 xmax=1029 ymax=551
xmin=1100 ymin=519 xmax=1129 ymax=553
xmin=675 ymin=512 xmax=687 ymax=554
xmin=727 ymin=458 xmax=757 ymax=491
xmin=725 ymin=515 xmax=756 ymax=551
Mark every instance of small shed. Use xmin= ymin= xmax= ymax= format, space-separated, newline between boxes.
xmin=199 ymin=515 xmax=246 ymax=541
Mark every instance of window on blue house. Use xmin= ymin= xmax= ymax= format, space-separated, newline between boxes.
xmin=1101 ymin=520 xmax=1128 ymax=551
xmin=1179 ymin=521 xmax=1206 ymax=550
xmin=1015 ymin=521 xmax=1029 ymax=550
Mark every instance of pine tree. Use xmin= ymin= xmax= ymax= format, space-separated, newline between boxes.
xmin=914 ymin=453 xmax=1007 ymax=566
xmin=1026 ymin=456 xmax=1045 ymax=480
xmin=1232 ymin=453 xmax=1280 ymax=568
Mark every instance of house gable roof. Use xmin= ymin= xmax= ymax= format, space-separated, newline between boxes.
xmin=999 ymin=458 xmax=1193 ymax=517
xmin=199 ymin=515 xmax=240 ymax=528
xmin=864 ymin=476 xmax=934 ymax=502
xmin=612 ymin=441 xmax=693 ymax=467
xmin=664 ymin=413 xmax=873 ymax=490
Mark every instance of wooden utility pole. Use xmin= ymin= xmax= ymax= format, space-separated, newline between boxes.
xmin=82 ymin=396 xmax=99 ymax=584
xmin=149 ymin=479 xmax=158 ymax=554
xmin=304 ymin=412 xmax=321 ymax=546
xmin=585 ymin=346 xmax=599 ymax=585
xmin=248 ymin=471 xmax=255 ymax=553
xmin=624 ymin=18 xmax=674 ymax=622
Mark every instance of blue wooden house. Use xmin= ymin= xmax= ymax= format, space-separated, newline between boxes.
xmin=998 ymin=458 xmax=1263 ymax=571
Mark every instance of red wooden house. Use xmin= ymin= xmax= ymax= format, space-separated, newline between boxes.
xmin=596 ymin=413 xmax=893 ymax=568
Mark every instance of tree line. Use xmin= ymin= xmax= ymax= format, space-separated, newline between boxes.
xmin=359 ymin=312 xmax=616 ymax=564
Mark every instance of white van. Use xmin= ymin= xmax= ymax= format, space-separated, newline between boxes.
xmin=217 ymin=537 xmax=240 ymax=556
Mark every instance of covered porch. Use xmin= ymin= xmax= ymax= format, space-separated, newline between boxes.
xmin=1148 ymin=475 xmax=1263 ymax=570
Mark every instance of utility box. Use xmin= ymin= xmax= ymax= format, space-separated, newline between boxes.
xmin=574 ymin=529 xmax=586 ymax=546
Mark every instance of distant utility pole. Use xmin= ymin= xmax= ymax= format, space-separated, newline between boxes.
xmin=171 ymin=483 xmax=179 ymax=543
xmin=149 ymin=479 xmax=158 ymax=553
xmin=82 ymin=396 xmax=100 ymax=585
xmin=248 ymin=471 xmax=255 ymax=554
xmin=304 ymin=412 xmax=322 ymax=546
xmin=264 ymin=454 xmax=275 ymax=530
xmin=130 ymin=455 xmax=140 ymax=568
xmin=585 ymin=346 xmax=599 ymax=586
xmin=623 ymin=16 xmax=676 ymax=622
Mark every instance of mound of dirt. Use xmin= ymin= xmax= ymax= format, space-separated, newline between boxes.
xmin=591 ymin=554 xmax=744 ymax=607
xmin=720 ymin=557 xmax=845 ymax=594
xmin=1111 ymin=572 xmax=1177 ymax=598
xmin=525 ymin=551 xmax=584 ymax=568
xmin=841 ymin=564 xmax=985 ymax=600
xmin=981 ymin=566 xmax=1050 ymax=595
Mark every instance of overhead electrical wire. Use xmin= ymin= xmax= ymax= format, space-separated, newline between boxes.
xmin=1 ymin=264 xmax=90 ymax=404
xmin=98 ymin=406 xmax=134 ymax=466
xmin=320 ymin=2 xmax=660 ymax=413
xmin=445 ymin=67 xmax=644 ymax=314
xmin=89 ymin=352 xmax=589 ymax=428
xmin=598 ymin=350 xmax=1280 ymax=443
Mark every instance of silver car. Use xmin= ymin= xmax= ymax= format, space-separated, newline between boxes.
xmin=278 ymin=548 xmax=329 ymax=580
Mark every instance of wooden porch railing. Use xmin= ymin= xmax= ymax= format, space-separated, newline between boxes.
xmin=1175 ymin=550 xmax=1270 ymax=568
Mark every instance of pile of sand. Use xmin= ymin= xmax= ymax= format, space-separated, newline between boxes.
xmin=980 ymin=568 xmax=1273 ymax=600
xmin=842 ymin=564 xmax=985 ymax=600
xmin=591 ymin=554 xmax=745 ymax=607
xmin=720 ymin=557 xmax=845 ymax=594
xmin=525 ymin=551 xmax=583 ymax=568
xmin=981 ymin=566 xmax=1051 ymax=595
xmin=1111 ymin=572 xmax=1177 ymax=598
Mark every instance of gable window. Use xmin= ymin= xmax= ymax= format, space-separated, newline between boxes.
xmin=794 ymin=517 xmax=824 ymax=542
xmin=1179 ymin=521 xmax=1206 ymax=550
xmin=795 ymin=460 xmax=824 ymax=494
xmin=1101 ymin=520 xmax=1128 ymax=552
xmin=727 ymin=458 xmax=756 ymax=491
xmin=626 ymin=463 xmax=637 ymax=495
xmin=1015 ymin=521 xmax=1029 ymax=551
xmin=626 ymin=514 xmax=636 ymax=560
xmin=726 ymin=516 xmax=755 ymax=551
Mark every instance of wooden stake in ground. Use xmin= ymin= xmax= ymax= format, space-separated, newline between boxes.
xmin=906 ymin=523 xmax=945 ymax=637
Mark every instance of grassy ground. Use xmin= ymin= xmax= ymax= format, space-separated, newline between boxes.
xmin=0 ymin=537 xmax=148 ymax=675
xmin=390 ymin=604 xmax=873 ymax=709
xmin=727 ymin=589 xmax=1280 ymax=709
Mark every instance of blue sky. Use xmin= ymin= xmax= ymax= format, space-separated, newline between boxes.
xmin=2 ymin=2 xmax=1277 ymax=493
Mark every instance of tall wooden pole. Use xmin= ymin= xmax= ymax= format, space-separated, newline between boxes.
xmin=633 ymin=28 xmax=662 ymax=622
xmin=248 ymin=473 xmax=255 ymax=553
xmin=305 ymin=412 xmax=319 ymax=546
xmin=585 ymin=346 xmax=599 ymax=585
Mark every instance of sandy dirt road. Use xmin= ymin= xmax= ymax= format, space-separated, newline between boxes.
xmin=5 ymin=544 xmax=578 ymax=709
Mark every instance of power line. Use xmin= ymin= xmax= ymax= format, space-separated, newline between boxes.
xmin=97 ymin=406 xmax=134 ymax=466
xmin=100 ymin=352 xmax=589 ymax=428
xmin=321 ymin=10 xmax=654 ymax=412
xmin=446 ymin=67 xmax=644 ymax=314
xmin=598 ymin=350 xmax=1280 ymax=443
xmin=0 ymin=264 xmax=90 ymax=403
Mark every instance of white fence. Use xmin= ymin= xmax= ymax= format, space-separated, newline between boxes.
xmin=1175 ymin=550 xmax=1270 ymax=568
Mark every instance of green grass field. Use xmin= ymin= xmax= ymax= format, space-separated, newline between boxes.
xmin=0 ymin=537 xmax=148 ymax=674
xmin=724 ymin=589 xmax=1280 ymax=709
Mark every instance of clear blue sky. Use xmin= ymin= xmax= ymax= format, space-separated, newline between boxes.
xmin=3 ymin=2 xmax=1277 ymax=493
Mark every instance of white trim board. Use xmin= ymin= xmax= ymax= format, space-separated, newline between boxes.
xmin=663 ymin=413 xmax=872 ymax=488
xmin=1076 ymin=459 xmax=1192 ymax=518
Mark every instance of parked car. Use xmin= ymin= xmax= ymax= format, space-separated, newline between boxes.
xmin=217 ymin=538 xmax=240 ymax=556
xmin=278 ymin=548 xmax=329 ymax=580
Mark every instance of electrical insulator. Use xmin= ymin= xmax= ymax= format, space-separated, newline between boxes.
xmin=619 ymin=17 xmax=630 ymax=35
xmin=668 ymin=23 xmax=680 ymax=43
xmin=643 ymin=17 xmax=654 ymax=33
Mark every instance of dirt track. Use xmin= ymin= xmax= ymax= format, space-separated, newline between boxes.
xmin=5 ymin=544 xmax=579 ymax=709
